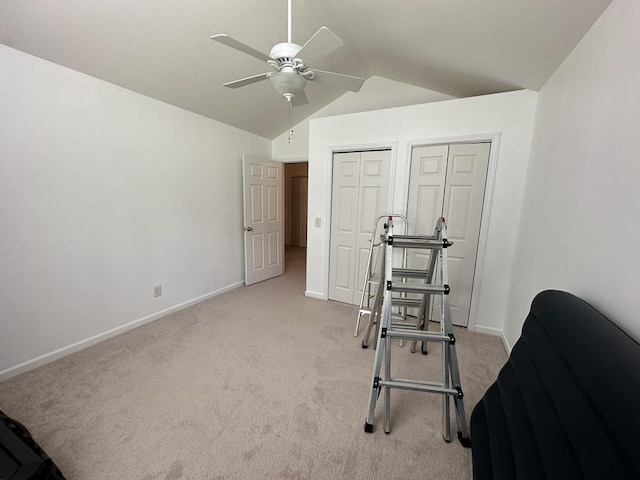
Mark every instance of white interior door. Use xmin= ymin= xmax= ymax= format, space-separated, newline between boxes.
xmin=242 ymin=156 xmax=284 ymax=285
xmin=329 ymin=150 xmax=390 ymax=305
xmin=406 ymin=143 xmax=490 ymax=326
xmin=443 ymin=143 xmax=490 ymax=327
xmin=292 ymin=176 xmax=308 ymax=247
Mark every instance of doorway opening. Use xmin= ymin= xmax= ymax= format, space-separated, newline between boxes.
xmin=284 ymin=162 xmax=309 ymax=274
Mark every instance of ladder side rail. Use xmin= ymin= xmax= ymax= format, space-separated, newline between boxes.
xmin=440 ymin=238 xmax=471 ymax=444
xmin=364 ymin=219 xmax=396 ymax=432
xmin=362 ymin=241 xmax=387 ymax=348
xmin=438 ymin=244 xmax=452 ymax=442
xmin=383 ymin=217 xmax=397 ymax=433
xmin=354 ymin=240 xmax=379 ymax=337
xmin=355 ymin=214 xmax=407 ymax=337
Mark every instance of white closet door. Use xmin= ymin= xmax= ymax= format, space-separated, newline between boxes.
xmin=329 ymin=150 xmax=390 ymax=305
xmin=406 ymin=143 xmax=490 ymax=327
xmin=406 ymin=145 xmax=448 ymax=267
xmin=443 ymin=143 xmax=490 ymax=327
xmin=406 ymin=145 xmax=448 ymax=316
xmin=329 ymin=152 xmax=361 ymax=303
xmin=354 ymin=151 xmax=391 ymax=305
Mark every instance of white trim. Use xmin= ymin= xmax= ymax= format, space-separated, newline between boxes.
xmin=403 ymin=133 xmax=502 ymax=330
xmin=471 ymin=324 xmax=503 ymax=336
xmin=305 ymin=290 xmax=327 ymax=300
xmin=323 ymin=141 xmax=397 ymax=300
xmin=500 ymin=330 xmax=513 ymax=354
xmin=0 ymin=281 xmax=244 ymax=382
xmin=274 ymin=156 xmax=308 ymax=163
xmin=471 ymin=324 xmax=510 ymax=354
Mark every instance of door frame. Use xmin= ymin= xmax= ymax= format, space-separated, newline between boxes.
xmin=291 ymin=176 xmax=308 ymax=247
xmin=274 ymin=156 xmax=309 ymax=260
xmin=403 ymin=133 xmax=502 ymax=333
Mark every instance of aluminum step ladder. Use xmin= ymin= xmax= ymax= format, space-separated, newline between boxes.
xmin=360 ymin=217 xmax=444 ymax=353
xmin=353 ymin=213 xmax=408 ymax=337
xmin=363 ymin=216 xmax=471 ymax=447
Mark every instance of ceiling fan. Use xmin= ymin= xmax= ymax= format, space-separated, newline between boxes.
xmin=210 ymin=0 xmax=365 ymax=109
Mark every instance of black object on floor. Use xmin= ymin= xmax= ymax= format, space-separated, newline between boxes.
xmin=470 ymin=290 xmax=640 ymax=480
xmin=0 ymin=410 xmax=64 ymax=480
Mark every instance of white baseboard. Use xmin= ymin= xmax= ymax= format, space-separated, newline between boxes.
xmin=500 ymin=330 xmax=513 ymax=354
xmin=304 ymin=290 xmax=327 ymax=300
xmin=470 ymin=324 xmax=502 ymax=336
xmin=470 ymin=324 xmax=512 ymax=354
xmin=0 ymin=281 xmax=244 ymax=382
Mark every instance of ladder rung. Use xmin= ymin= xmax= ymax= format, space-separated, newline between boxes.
xmin=390 ymin=283 xmax=446 ymax=294
xmin=392 ymin=234 xmax=438 ymax=241
xmin=379 ymin=379 xmax=459 ymax=396
xmin=392 ymin=268 xmax=430 ymax=279
xmin=386 ymin=329 xmax=450 ymax=342
xmin=391 ymin=236 xmax=448 ymax=250
xmin=388 ymin=298 xmax=423 ymax=308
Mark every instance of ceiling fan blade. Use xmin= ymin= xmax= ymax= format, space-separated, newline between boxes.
xmin=294 ymin=27 xmax=343 ymax=65
xmin=223 ymin=73 xmax=271 ymax=89
xmin=310 ymin=69 xmax=365 ymax=92
xmin=210 ymin=34 xmax=272 ymax=63
xmin=292 ymin=89 xmax=308 ymax=107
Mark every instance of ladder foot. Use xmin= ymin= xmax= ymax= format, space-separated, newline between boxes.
xmin=442 ymin=434 xmax=452 ymax=443
xmin=364 ymin=422 xmax=373 ymax=433
xmin=361 ymin=341 xmax=369 ymax=349
xmin=421 ymin=342 xmax=428 ymax=355
xmin=458 ymin=432 xmax=472 ymax=448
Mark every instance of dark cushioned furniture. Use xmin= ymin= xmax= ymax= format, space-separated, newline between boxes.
xmin=470 ymin=290 xmax=640 ymax=480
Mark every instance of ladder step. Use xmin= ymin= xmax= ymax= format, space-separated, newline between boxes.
xmin=390 ymin=236 xmax=449 ymax=250
xmin=392 ymin=268 xmax=430 ymax=279
xmin=378 ymin=379 xmax=459 ymax=396
xmin=389 ymin=298 xmax=423 ymax=308
xmin=392 ymin=234 xmax=438 ymax=241
xmin=390 ymin=283 xmax=447 ymax=294
xmin=386 ymin=329 xmax=450 ymax=342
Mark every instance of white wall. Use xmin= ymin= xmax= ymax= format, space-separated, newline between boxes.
xmin=306 ymin=90 xmax=538 ymax=337
xmin=0 ymin=45 xmax=271 ymax=379
xmin=272 ymin=76 xmax=454 ymax=160
xmin=504 ymin=0 xmax=640 ymax=348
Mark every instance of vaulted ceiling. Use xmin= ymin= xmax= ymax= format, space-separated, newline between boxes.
xmin=0 ymin=0 xmax=612 ymax=139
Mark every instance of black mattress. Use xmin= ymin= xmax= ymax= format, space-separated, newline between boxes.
xmin=470 ymin=290 xmax=640 ymax=479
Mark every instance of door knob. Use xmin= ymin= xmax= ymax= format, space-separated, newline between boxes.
xmin=245 ymin=226 xmax=253 ymax=232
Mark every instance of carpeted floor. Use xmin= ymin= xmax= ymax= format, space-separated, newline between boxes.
xmin=0 ymin=247 xmax=507 ymax=479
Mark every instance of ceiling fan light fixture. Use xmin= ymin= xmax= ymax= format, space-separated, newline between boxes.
xmin=269 ymin=71 xmax=308 ymax=98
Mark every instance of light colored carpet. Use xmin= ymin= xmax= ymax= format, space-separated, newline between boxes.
xmin=0 ymin=247 xmax=507 ymax=479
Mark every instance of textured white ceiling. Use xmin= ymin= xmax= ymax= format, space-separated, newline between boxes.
xmin=0 ymin=0 xmax=612 ymax=139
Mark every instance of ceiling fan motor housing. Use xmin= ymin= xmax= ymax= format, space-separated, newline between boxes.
xmin=269 ymin=42 xmax=302 ymax=63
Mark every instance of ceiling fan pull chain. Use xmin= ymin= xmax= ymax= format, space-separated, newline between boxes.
xmin=287 ymin=99 xmax=294 ymax=143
